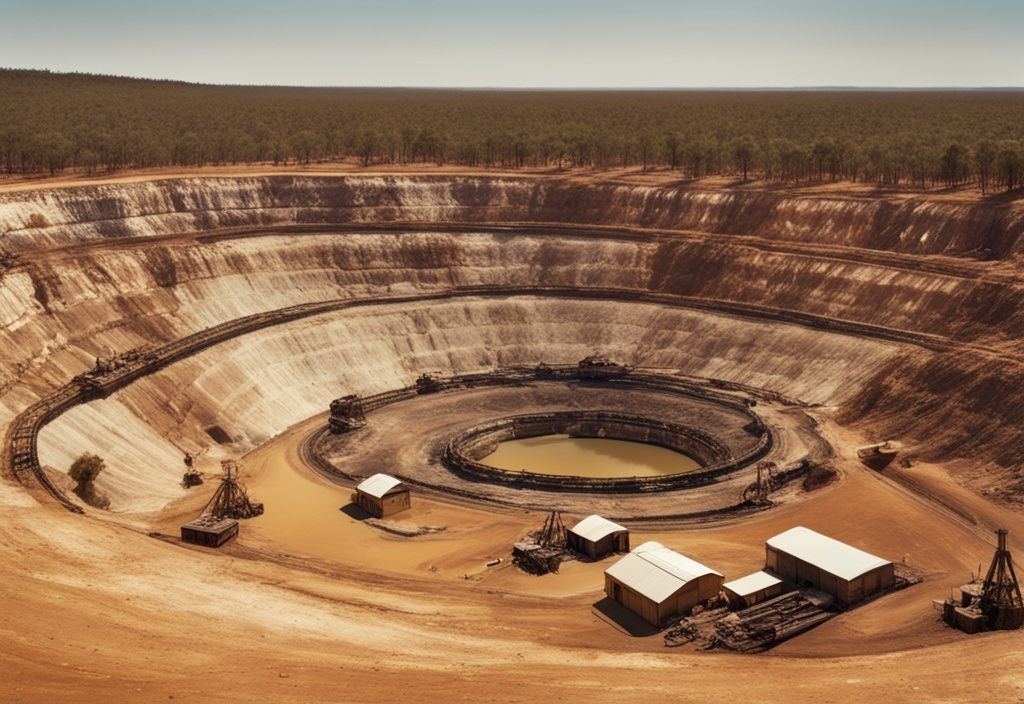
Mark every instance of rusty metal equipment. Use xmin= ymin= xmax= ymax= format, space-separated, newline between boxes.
xmin=943 ymin=528 xmax=1024 ymax=633
xmin=203 ymin=460 xmax=264 ymax=519
xmin=533 ymin=362 xmax=556 ymax=378
xmin=181 ymin=452 xmax=203 ymax=488
xmin=576 ymin=355 xmax=631 ymax=381
xmin=328 ymin=394 xmax=367 ymax=433
xmin=856 ymin=441 xmax=899 ymax=470
xmin=415 ymin=373 xmax=443 ymax=394
xmin=535 ymin=511 xmax=567 ymax=548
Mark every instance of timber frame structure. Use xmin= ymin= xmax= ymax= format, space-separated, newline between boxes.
xmin=203 ymin=461 xmax=264 ymax=520
xmin=945 ymin=528 xmax=1024 ymax=632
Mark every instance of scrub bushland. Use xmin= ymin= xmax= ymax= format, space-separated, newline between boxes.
xmin=2 ymin=69 xmax=1023 ymax=192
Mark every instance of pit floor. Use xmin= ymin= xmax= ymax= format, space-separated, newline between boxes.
xmin=316 ymin=381 xmax=816 ymax=516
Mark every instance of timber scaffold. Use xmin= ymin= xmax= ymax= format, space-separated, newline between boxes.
xmin=3 ymin=280 xmax=921 ymax=513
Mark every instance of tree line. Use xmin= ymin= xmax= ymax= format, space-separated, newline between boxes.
xmin=2 ymin=70 xmax=1023 ymax=193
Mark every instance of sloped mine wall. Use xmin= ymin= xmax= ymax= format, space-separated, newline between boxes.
xmin=0 ymin=175 xmax=1021 ymax=510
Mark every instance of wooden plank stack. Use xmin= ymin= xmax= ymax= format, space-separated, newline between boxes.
xmin=665 ymin=590 xmax=834 ymax=652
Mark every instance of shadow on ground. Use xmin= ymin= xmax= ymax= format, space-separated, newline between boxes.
xmin=340 ymin=503 xmax=371 ymax=521
xmin=591 ymin=597 xmax=660 ymax=637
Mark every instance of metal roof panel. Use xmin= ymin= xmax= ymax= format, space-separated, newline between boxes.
xmin=356 ymin=473 xmax=407 ymax=499
xmin=569 ymin=514 xmax=627 ymax=543
xmin=766 ymin=527 xmax=891 ymax=581
xmin=605 ymin=541 xmax=720 ymax=603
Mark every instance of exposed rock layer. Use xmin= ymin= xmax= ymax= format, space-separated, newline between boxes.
xmin=0 ymin=175 xmax=1021 ymax=511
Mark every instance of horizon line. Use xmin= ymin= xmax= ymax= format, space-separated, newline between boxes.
xmin=3 ymin=68 xmax=1023 ymax=92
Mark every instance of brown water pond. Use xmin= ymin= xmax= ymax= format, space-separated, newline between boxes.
xmin=480 ymin=434 xmax=701 ymax=478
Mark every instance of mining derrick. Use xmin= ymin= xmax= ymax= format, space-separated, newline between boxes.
xmin=742 ymin=461 xmax=777 ymax=505
xmin=980 ymin=529 xmax=1024 ymax=628
xmin=943 ymin=528 xmax=1024 ymax=632
xmin=204 ymin=460 xmax=264 ymax=519
xmin=536 ymin=511 xmax=567 ymax=548
xmin=513 ymin=511 xmax=569 ymax=575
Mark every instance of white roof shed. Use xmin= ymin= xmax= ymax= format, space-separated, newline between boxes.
xmin=355 ymin=473 xmax=407 ymax=500
xmin=723 ymin=570 xmax=782 ymax=597
xmin=766 ymin=527 xmax=891 ymax=581
xmin=569 ymin=514 xmax=627 ymax=542
xmin=605 ymin=541 xmax=722 ymax=603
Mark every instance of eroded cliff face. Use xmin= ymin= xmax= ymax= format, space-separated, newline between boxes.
xmin=2 ymin=175 xmax=1023 ymax=257
xmin=1 ymin=175 xmax=1022 ymax=511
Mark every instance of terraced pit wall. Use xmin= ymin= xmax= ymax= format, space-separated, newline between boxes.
xmin=0 ymin=175 xmax=1021 ymax=510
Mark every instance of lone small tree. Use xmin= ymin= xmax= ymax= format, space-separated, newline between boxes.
xmin=69 ymin=453 xmax=109 ymax=508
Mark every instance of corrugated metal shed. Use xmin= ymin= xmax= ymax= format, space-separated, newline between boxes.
xmin=605 ymin=541 xmax=721 ymax=603
xmin=723 ymin=570 xmax=782 ymax=597
xmin=569 ymin=514 xmax=626 ymax=542
xmin=356 ymin=473 xmax=407 ymax=499
xmin=767 ymin=527 xmax=890 ymax=581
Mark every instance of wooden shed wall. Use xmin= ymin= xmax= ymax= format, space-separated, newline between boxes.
xmin=379 ymin=490 xmax=411 ymax=517
xmin=570 ymin=530 xmax=629 ymax=559
xmin=355 ymin=489 xmax=411 ymax=518
xmin=605 ymin=572 xmax=723 ymax=626
xmin=766 ymin=545 xmax=894 ymax=607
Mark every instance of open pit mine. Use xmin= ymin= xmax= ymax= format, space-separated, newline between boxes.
xmin=3 ymin=173 xmax=1024 ymax=702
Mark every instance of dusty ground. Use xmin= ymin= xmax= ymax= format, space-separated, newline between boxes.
xmin=4 ymin=406 xmax=1024 ymax=702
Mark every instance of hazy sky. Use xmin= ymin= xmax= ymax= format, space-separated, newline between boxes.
xmin=1 ymin=0 xmax=1022 ymax=87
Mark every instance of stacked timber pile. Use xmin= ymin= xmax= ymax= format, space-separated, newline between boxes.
xmin=513 ymin=511 xmax=571 ymax=575
xmin=665 ymin=590 xmax=834 ymax=652
xmin=512 ymin=544 xmax=566 ymax=575
xmin=663 ymin=606 xmax=730 ymax=648
xmin=204 ymin=460 xmax=264 ymax=519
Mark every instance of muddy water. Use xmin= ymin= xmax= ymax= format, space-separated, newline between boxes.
xmin=480 ymin=434 xmax=701 ymax=477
